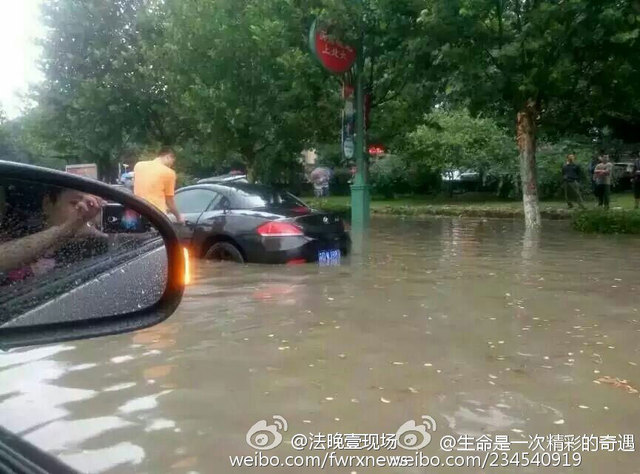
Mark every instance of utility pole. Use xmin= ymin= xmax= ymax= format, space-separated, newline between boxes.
xmin=350 ymin=0 xmax=370 ymax=240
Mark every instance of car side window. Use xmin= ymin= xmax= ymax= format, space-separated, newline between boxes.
xmin=175 ymin=189 xmax=218 ymax=214
xmin=213 ymin=196 xmax=231 ymax=211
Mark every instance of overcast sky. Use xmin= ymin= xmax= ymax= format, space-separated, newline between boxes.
xmin=0 ymin=0 xmax=44 ymax=119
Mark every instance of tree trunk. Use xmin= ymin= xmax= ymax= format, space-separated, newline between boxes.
xmin=516 ymin=100 xmax=541 ymax=229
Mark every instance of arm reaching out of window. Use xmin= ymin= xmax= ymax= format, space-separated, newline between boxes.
xmin=0 ymin=194 xmax=103 ymax=274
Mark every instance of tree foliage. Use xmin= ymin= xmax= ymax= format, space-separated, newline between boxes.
xmin=417 ymin=0 xmax=640 ymax=226
xmin=404 ymin=109 xmax=516 ymax=174
xmin=4 ymin=0 xmax=639 ymax=196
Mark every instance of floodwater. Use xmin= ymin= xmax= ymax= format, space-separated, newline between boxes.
xmin=1 ymin=217 xmax=639 ymax=473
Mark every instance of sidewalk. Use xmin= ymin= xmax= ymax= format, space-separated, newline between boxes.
xmin=307 ymin=194 xmax=636 ymax=220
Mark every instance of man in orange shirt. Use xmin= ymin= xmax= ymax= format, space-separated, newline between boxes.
xmin=133 ymin=147 xmax=183 ymax=223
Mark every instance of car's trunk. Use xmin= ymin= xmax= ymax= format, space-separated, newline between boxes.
xmin=291 ymin=212 xmax=345 ymax=236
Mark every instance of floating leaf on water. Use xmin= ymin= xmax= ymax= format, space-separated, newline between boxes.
xmin=629 ymin=362 xmax=638 ymax=366
xmin=325 ymin=397 xmax=334 ymax=401
xmin=278 ymin=346 xmax=290 ymax=351
xmin=423 ymin=363 xmax=433 ymax=367
xmin=408 ymin=387 xmax=419 ymax=394
xmin=303 ymin=420 xmax=311 ymax=424
xmin=350 ymin=398 xmax=360 ymax=403
xmin=489 ymin=374 xmax=498 ymax=379
xmin=380 ymin=397 xmax=391 ymax=404
xmin=595 ymin=376 xmax=639 ymax=394
xmin=553 ymin=419 xmax=565 ymax=425
xmin=392 ymin=362 xmax=405 ymax=366
xmin=578 ymin=405 xmax=589 ymax=409
xmin=334 ymin=418 xmax=340 ymax=421
xmin=338 ymin=354 xmax=347 ymax=359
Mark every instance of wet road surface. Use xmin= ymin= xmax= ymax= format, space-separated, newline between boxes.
xmin=1 ymin=217 xmax=639 ymax=473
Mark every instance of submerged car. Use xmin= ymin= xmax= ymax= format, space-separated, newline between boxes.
xmin=173 ymin=182 xmax=350 ymax=264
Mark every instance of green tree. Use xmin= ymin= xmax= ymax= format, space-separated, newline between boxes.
xmin=152 ymin=0 xmax=340 ymax=181
xmin=418 ymin=0 xmax=640 ymax=228
xmin=32 ymin=0 xmax=174 ymax=179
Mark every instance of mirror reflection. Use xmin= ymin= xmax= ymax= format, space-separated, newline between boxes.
xmin=0 ymin=179 xmax=168 ymax=328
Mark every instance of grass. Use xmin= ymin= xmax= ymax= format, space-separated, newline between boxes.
xmin=305 ymin=192 xmax=638 ymax=220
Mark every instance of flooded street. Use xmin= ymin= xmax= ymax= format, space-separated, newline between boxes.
xmin=1 ymin=217 xmax=639 ymax=473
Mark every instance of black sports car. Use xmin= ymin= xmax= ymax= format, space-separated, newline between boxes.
xmin=173 ymin=183 xmax=350 ymax=264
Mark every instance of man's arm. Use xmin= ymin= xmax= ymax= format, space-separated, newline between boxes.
xmin=163 ymin=171 xmax=183 ymax=223
xmin=166 ymin=196 xmax=183 ymax=223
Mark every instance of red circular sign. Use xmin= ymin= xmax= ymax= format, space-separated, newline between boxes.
xmin=310 ymin=21 xmax=357 ymax=75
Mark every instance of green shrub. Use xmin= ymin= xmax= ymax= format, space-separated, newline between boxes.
xmin=369 ymin=155 xmax=410 ymax=198
xmin=572 ymin=210 xmax=640 ymax=234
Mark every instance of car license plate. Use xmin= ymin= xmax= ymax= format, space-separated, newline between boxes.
xmin=318 ymin=249 xmax=341 ymax=266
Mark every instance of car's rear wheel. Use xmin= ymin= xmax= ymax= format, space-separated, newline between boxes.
xmin=204 ymin=242 xmax=245 ymax=263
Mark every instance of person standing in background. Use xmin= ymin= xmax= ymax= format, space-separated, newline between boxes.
xmin=561 ymin=153 xmax=586 ymax=209
xmin=593 ymin=154 xmax=613 ymax=210
xmin=134 ymin=147 xmax=183 ymax=223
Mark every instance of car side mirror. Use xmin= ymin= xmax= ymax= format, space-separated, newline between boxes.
xmin=0 ymin=161 xmax=185 ymax=349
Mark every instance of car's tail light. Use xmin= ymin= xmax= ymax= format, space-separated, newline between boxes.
xmin=257 ymin=221 xmax=303 ymax=237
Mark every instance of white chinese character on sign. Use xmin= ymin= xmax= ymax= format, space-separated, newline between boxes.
xmin=328 ymin=433 xmax=344 ymax=450
xmin=528 ymin=435 xmax=545 ymax=451
xmin=310 ymin=433 xmax=327 ymax=450
xmin=381 ymin=433 xmax=397 ymax=450
xmin=457 ymin=435 xmax=475 ymax=451
xmin=600 ymin=435 xmax=617 ymax=452
xmin=343 ymin=434 xmax=363 ymax=450
xmin=365 ymin=434 xmax=380 ymax=451
xmin=547 ymin=434 xmax=564 ymax=452
xmin=493 ymin=435 xmax=510 ymax=451
xmin=619 ymin=434 xmax=635 ymax=452
xmin=581 ymin=435 xmax=598 ymax=452
xmin=563 ymin=435 xmax=579 ymax=452
xmin=476 ymin=434 xmax=492 ymax=451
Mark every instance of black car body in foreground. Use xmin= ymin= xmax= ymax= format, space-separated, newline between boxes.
xmin=173 ymin=183 xmax=350 ymax=264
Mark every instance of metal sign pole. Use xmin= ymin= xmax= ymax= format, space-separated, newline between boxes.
xmin=350 ymin=0 xmax=370 ymax=243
